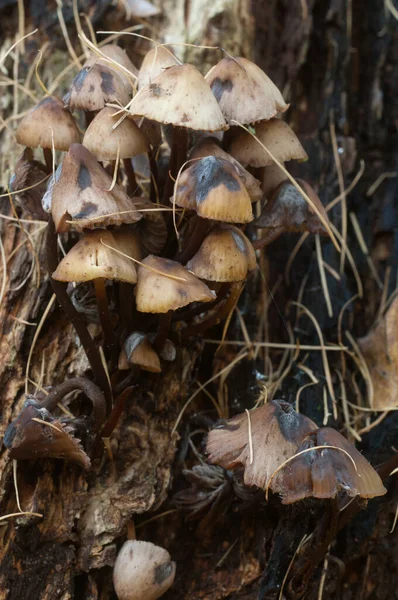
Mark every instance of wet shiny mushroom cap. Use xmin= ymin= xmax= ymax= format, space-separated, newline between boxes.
xmin=255 ymin=179 xmax=329 ymax=234
xmin=113 ymin=540 xmax=176 ymax=600
xmin=16 ymin=96 xmax=80 ymax=151
xmin=135 ymin=255 xmax=216 ymax=313
xmin=51 ymin=144 xmax=142 ymax=233
xmin=83 ymin=107 xmax=149 ymax=161
xmin=227 ymin=118 xmax=308 ymax=168
xmin=205 ymin=57 xmax=288 ymax=124
xmin=123 ymin=332 xmax=161 ymax=372
xmin=138 ymin=45 xmax=179 ymax=88
xmin=190 ymin=137 xmax=262 ymax=202
xmin=129 ymin=63 xmax=227 ymax=131
xmin=52 ymin=229 xmax=141 ymax=284
xmin=186 ymin=225 xmax=256 ymax=282
xmin=173 ymin=156 xmax=253 ymax=223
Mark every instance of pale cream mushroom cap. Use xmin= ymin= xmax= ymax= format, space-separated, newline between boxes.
xmin=138 ymin=46 xmax=179 ymax=88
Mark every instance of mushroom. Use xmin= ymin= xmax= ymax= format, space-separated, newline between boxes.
xmin=15 ymin=95 xmax=80 ymax=171
xmin=119 ymin=332 xmax=161 ymax=373
xmin=205 ymin=57 xmax=288 ymax=124
xmin=138 ymin=45 xmax=179 ymax=89
xmin=119 ymin=0 xmax=160 ymax=20
xmin=50 ymin=143 xmax=142 ymax=233
xmin=113 ymin=540 xmax=175 ymax=600
xmin=84 ymin=44 xmax=138 ymax=80
xmin=9 ymin=148 xmax=49 ymax=220
xmin=83 ymin=106 xmax=149 ymax=193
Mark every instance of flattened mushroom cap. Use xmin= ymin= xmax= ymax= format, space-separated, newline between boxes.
xmin=16 ymin=96 xmax=80 ymax=151
xmin=129 ymin=63 xmax=227 ymax=131
xmin=83 ymin=107 xmax=149 ymax=160
xmin=52 ymin=229 xmax=140 ymax=284
xmin=277 ymin=428 xmax=387 ymax=504
xmin=51 ymin=143 xmax=142 ymax=233
xmin=190 ymin=137 xmax=262 ymax=202
xmin=135 ymin=255 xmax=216 ymax=313
xmin=123 ymin=332 xmax=161 ymax=372
xmin=205 ymin=57 xmax=288 ymax=124
xmin=173 ymin=156 xmax=253 ymax=223
xmin=186 ymin=225 xmax=256 ymax=282
xmin=206 ymin=400 xmax=318 ymax=491
xmin=227 ymin=118 xmax=308 ymax=168
xmin=63 ymin=63 xmax=131 ymax=112
xmin=255 ymin=179 xmax=329 ymax=234
xmin=138 ymin=45 xmax=179 ymax=88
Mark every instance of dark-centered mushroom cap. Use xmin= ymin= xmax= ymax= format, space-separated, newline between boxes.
xmin=186 ymin=225 xmax=256 ymax=282
xmin=52 ymin=229 xmax=140 ymax=284
xmin=255 ymin=179 xmax=329 ymax=234
xmin=227 ymin=118 xmax=308 ymax=168
xmin=173 ymin=156 xmax=253 ymax=223
xmin=206 ymin=400 xmax=318 ymax=491
xmin=16 ymin=96 xmax=80 ymax=151
xmin=138 ymin=45 xmax=179 ymax=88
xmin=51 ymin=143 xmax=142 ymax=233
xmin=205 ymin=57 xmax=288 ymax=124
xmin=63 ymin=63 xmax=131 ymax=112
xmin=83 ymin=107 xmax=149 ymax=161
xmin=113 ymin=540 xmax=176 ymax=600
xmin=190 ymin=137 xmax=262 ymax=202
xmin=135 ymin=255 xmax=216 ymax=313
xmin=129 ymin=63 xmax=227 ymax=131
xmin=123 ymin=332 xmax=161 ymax=372
xmin=277 ymin=428 xmax=387 ymax=504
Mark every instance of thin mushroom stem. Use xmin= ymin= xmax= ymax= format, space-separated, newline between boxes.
xmin=154 ymin=310 xmax=172 ymax=352
xmin=163 ymin=126 xmax=188 ymax=204
xmin=43 ymin=148 xmax=53 ymax=173
xmin=40 ymin=377 xmax=107 ymax=431
xmin=123 ymin=158 xmax=139 ymax=195
xmin=47 ymin=217 xmax=112 ymax=410
xmin=176 ymin=215 xmax=209 ymax=264
xmin=148 ymin=149 xmax=159 ymax=203
xmin=94 ymin=277 xmax=117 ymax=352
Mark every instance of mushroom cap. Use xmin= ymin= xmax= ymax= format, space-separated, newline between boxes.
xmin=138 ymin=46 xmax=179 ymax=89
xmin=190 ymin=137 xmax=262 ymax=202
xmin=16 ymin=96 xmax=80 ymax=151
xmin=186 ymin=225 xmax=257 ymax=282
xmin=255 ymin=178 xmax=329 ymax=234
xmin=135 ymin=255 xmax=216 ymax=313
xmin=205 ymin=57 xmax=288 ymax=124
xmin=124 ymin=0 xmax=161 ymax=18
xmin=129 ymin=63 xmax=227 ymax=131
xmin=173 ymin=156 xmax=253 ymax=223
xmin=278 ymin=428 xmax=387 ymax=504
xmin=83 ymin=107 xmax=149 ymax=160
xmin=51 ymin=144 xmax=142 ymax=233
xmin=84 ymin=44 xmax=138 ymax=78
xmin=113 ymin=540 xmax=175 ymax=600
xmin=227 ymin=118 xmax=308 ymax=168
xmin=63 ymin=63 xmax=131 ymax=112
xmin=123 ymin=332 xmax=161 ymax=372
xmin=261 ymin=162 xmax=288 ymax=198
xmin=206 ymin=400 xmax=318 ymax=492
xmin=52 ymin=229 xmax=141 ymax=284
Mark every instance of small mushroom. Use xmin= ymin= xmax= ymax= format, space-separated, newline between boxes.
xmin=205 ymin=57 xmax=288 ymax=124
xmin=113 ymin=540 xmax=176 ymax=600
xmin=120 ymin=0 xmax=161 ymax=20
xmin=138 ymin=45 xmax=179 ymax=89
xmin=120 ymin=332 xmax=161 ymax=373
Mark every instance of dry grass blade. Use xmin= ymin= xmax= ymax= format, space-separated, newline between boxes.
xmin=245 ymin=409 xmax=254 ymax=464
xmin=278 ymin=534 xmax=312 ymax=600
xmin=0 ymin=29 xmax=38 ymax=69
xmin=349 ymin=212 xmax=383 ymax=288
xmin=345 ymin=330 xmax=374 ymax=408
xmin=366 ymin=171 xmax=397 ymax=196
xmin=315 ymin=233 xmax=333 ymax=317
xmin=329 ymin=115 xmax=347 ymax=273
xmin=25 ymin=293 xmax=56 ymax=394
xmin=0 ymin=235 xmax=7 ymax=310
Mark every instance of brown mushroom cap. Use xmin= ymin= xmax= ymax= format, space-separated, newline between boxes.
xmin=135 ymin=255 xmax=216 ymax=313
xmin=51 ymin=143 xmax=142 ymax=233
xmin=16 ymin=96 xmax=80 ymax=151
xmin=123 ymin=332 xmax=161 ymax=372
xmin=129 ymin=63 xmax=227 ymax=131
xmin=186 ymin=225 xmax=257 ymax=282
xmin=190 ymin=137 xmax=262 ymax=202
xmin=206 ymin=400 xmax=318 ymax=491
xmin=255 ymin=179 xmax=329 ymax=234
xmin=173 ymin=156 xmax=253 ymax=223
xmin=63 ymin=63 xmax=131 ymax=112
xmin=205 ymin=57 xmax=288 ymax=124
xmin=52 ymin=229 xmax=141 ymax=284
xmin=227 ymin=119 xmax=307 ymax=168
xmin=84 ymin=44 xmax=138 ymax=79
xmin=261 ymin=162 xmax=289 ymax=198
xmin=138 ymin=46 xmax=179 ymax=89
xmin=113 ymin=540 xmax=176 ymax=600
xmin=83 ymin=107 xmax=149 ymax=161
xmin=278 ymin=428 xmax=387 ymax=504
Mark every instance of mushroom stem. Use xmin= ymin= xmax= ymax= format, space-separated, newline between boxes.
xmin=40 ymin=377 xmax=107 ymax=431
xmin=148 ymin=150 xmax=159 ymax=203
xmin=154 ymin=310 xmax=172 ymax=352
xmin=123 ymin=158 xmax=139 ymax=195
xmin=94 ymin=277 xmax=117 ymax=352
xmin=182 ymin=282 xmax=243 ymax=338
xmin=176 ymin=215 xmax=209 ymax=264
xmin=43 ymin=148 xmax=53 ymax=173
xmin=85 ymin=111 xmax=94 ymax=128
xmin=47 ymin=217 xmax=112 ymax=410
xmin=163 ymin=126 xmax=188 ymax=204
xmin=252 ymin=228 xmax=284 ymax=250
